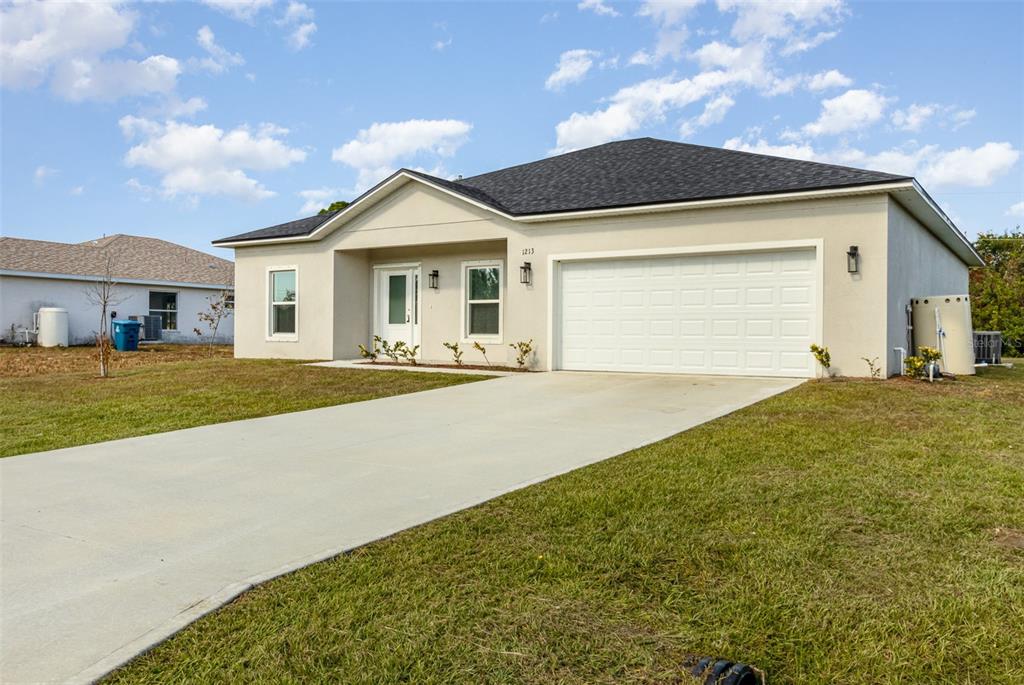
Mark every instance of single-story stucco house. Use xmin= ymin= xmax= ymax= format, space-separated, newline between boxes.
xmin=214 ymin=138 xmax=981 ymax=377
xmin=0 ymin=234 xmax=234 ymax=345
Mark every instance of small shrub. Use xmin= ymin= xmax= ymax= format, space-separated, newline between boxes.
xmin=905 ymin=355 xmax=926 ymax=378
xmin=919 ymin=346 xmax=942 ymax=365
xmin=358 ymin=338 xmax=380 ymax=361
xmin=443 ymin=341 xmax=464 ymax=366
xmin=377 ymin=337 xmax=401 ymax=363
xmin=509 ymin=339 xmax=534 ymax=369
xmin=472 ymin=341 xmax=490 ymax=366
xmin=810 ymin=343 xmax=832 ymax=377
xmin=861 ymin=356 xmax=881 ymax=380
xmin=400 ymin=343 xmax=420 ymax=365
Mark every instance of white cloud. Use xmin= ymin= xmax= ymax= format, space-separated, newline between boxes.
xmin=545 ymin=49 xmax=600 ymax=91
xmin=780 ymin=29 xmax=837 ymax=55
xmin=718 ymin=0 xmax=846 ymax=44
xmin=0 ymin=1 xmax=180 ymax=101
xmin=578 ymin=0 xmax=620 ymax=17
xmin=807 ymin=69 xmax=851 ymax=91
xmin=163 ymin=96 xmax=209 ymax=118
xmin=540 ymin=11 xmax=560 ymax=23
xmin=51 ymin=54 xmax=180 ymax=102
xmin=120 ymin=118 xmax=307 ymax=201
xmin=431 ymin=21 xmax=452 ymax=52
xmin=951 ymin=108 xmax=976 ymax=131
xmin=70 ymin=185 xmax=85 ymax=196
xmin=297 ymin=187 xmax=345 ymax=215
xmin=723 ymin=136 xmax=820 ymax=162
xmin=191 ymin=26 xmax=244 ymax=74
xmin=281 ymin=1 xmax=315 ymax=23
xmin=632 ymin=0 xmax=703 ymax=64
xmin=0 ymin=1 xmax=134 ymax=88
xmin=433 ymin=37 xmax=453 ymax=52
xmin=679 ymin=93 xmax=735 ymax=137
xmin=288 ymin=22 xmax=317 ymax=50
xmin=276 ymin=2 xmax=317 ymax=50
xmin=724 ymin=134 xmax=1020 ymax=189
xmin=331 ymin=119 xmax=473 ymax=192
xmin=201 ymin=0 xmax=273 ymax=23
xmin=802 ymin=88 xmax=891 ymax=137
xmin=918 ymin=142 xmax=1020 ymax=188
xmin=33 ymin=165 xmax=57 ymax=184
xmin=891 ymin=103 xmax=936 ymax=132
xmin=1007 ymin=201 xmax=1024 ymax=218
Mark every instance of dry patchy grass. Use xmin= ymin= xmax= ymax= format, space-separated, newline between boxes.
xmin=0 ymin=345 xmax=484 ymax=457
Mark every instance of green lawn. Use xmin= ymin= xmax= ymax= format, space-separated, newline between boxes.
xmin=106 ymin=364 xmax=1024 ymax=684
xmin=0 ymin=345 xmax=483 ymax=457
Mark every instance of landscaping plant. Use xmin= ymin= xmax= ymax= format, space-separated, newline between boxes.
xmin=509 ymin=339 xmax=534 ymax=369
xmin=400 ymin=344 xmax=420 ymax=365
xmin=861 ymin=356 xmax=881 ymax=380
xmin=472 ymin=341 xmax=490 ymax=366
xmin=809 ymin=343 xmax=832 ymax=377
xmin=193 ymin=291 xmax=233 ymax=353
xmin=443 ymin=341 xmax=464 ymax=366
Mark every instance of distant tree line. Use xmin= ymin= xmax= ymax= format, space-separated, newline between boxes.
xmin=971 ymin=229 xmax=1024 ymax=355
xmin=319 ymin=200 xmax=350 ymax=215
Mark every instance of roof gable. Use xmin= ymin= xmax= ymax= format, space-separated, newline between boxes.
xmin=216 ymin=138 xmax=910 ymax=245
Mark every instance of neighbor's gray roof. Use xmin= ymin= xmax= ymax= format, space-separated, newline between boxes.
xmin=0 ymin=234 xmax=234 ymax=286
xmin=216 ymin=137 xmax=911 ymax=243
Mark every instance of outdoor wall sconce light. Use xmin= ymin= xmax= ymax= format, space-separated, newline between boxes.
xmin=847 ymin=245 xmax=859 ymax=273
xmin=520 ymin=261 xmax=532 ymax=286
xmin=428 ymin=270 xmax=439 ymax=289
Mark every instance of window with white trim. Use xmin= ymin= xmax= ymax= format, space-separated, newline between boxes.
xmin=463 ymin=261 xmax=502 ymax=340
xmin=269 ymin=269 xmax=297 ymax=337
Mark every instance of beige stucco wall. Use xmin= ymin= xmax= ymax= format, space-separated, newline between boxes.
xmin=884 ymin=198 xmax=970 ymax=375
xmin=232 ymin=181 xmax=925 ymax=375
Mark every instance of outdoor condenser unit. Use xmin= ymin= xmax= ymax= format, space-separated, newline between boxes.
xmin=141 ymin=315 xmax=162 ymax=341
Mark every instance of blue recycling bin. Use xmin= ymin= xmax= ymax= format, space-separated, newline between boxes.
xmin=111 ymin=320 xmax=142 ymax=351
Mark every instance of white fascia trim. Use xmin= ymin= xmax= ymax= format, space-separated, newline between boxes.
xmin=0 ymin=269 xmax=233 ymax=290
xmin=214 ymin=176 xmax=918 ymax=248
xmin=906 ymin=180 xmax=983 ymax=266
xmin=515 ymin=181 xmax=916 ymax=223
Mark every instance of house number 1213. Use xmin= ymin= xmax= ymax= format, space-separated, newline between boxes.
xmin=521 ymin=248 xmax=535 ymax=255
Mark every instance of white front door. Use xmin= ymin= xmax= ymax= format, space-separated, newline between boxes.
xmin=377 ymin=267 xmax=419 ymax=349
xmin=557 ymin=249 xmax=818 ymax=377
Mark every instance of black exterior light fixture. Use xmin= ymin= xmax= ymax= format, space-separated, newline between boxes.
xmin=520 ymin=261 xmax=532 ymax=286
xmin=846 ymin=245 xmax=859 ymax=273
xmin=428 ymin=270 xmax=439 ymax=289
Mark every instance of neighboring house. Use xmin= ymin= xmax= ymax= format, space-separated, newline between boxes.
xmin=1 ymin=234 xmax=234 ymax=345
xmin=214 ymin=138 xmax=981 ymax=378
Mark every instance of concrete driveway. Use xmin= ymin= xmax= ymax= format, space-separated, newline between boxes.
xmin=0 ymin=371 xmax=800 ymax=684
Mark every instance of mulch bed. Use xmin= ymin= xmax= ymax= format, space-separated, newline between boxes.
xmin=357 ymin=361 xmax=528 ymax=372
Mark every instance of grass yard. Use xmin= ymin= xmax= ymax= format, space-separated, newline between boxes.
xmin=0 ymin=345 xmax=483 ymax=457
xmin=106 ymin=363 xmax=1024 ymax=684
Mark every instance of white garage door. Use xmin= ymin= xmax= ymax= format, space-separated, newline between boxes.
xmin=558 ymin=249 xmax=818 ymax=377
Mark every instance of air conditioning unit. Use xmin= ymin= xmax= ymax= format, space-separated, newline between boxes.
xmin=141 ymin=315 xmax=162 ymax=341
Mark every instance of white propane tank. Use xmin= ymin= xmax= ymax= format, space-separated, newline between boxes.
xmin=911 ymin=295 xmax=975 ymax=376
xmin=35 ymin=307 xmax=69 ymax=347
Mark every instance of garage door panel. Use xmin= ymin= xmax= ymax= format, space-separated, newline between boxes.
xmin=559 ymin=249 xmax=817 ymax=377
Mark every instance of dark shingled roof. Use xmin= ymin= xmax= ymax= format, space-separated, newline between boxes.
xmin=216 ymin=138 xmax=911 ymax=244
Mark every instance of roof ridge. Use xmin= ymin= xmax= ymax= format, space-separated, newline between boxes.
xmin=459 ymin=139 xmax=630 ymax=183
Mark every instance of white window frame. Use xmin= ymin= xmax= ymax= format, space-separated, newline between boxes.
xmin=266 ymin=266 xmax=299 ymax=342
xmin=460 ymin=259 xmax=503 ymax=343
xmin=148 ymin=290 xmax=179 ymax=331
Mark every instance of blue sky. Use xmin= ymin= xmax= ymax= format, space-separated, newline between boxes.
xmin=2 ymin=0 xmax=1022 ymax=258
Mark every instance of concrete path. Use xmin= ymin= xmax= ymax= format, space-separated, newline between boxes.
xmin=0 ymin=371 xmax=800 ymax=684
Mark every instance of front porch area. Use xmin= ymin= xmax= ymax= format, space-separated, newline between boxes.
xmin=334 ymin=239 xmax=527 ymax=367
